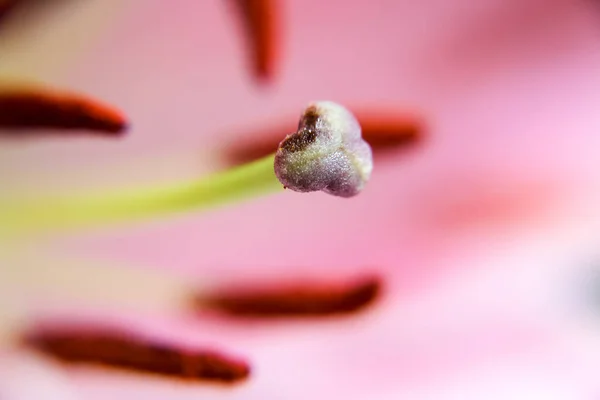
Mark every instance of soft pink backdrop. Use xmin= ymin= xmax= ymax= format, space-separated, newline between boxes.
xmin=2 ymin=0 xmax=600 ymax=399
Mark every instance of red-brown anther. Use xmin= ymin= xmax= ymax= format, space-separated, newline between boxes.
xmin=225 ymin=109 xmax=423 ymax=164
xmin=22 ymin=326 xmax=250 ymax=384
xmin=0 ymin=86 xmax=128 ymax=135
xmin=0 ymin=0 xmax=19 ymax=24
xmin=230 ymin=0 xmax=279 ymax=83
xmin=196 ymin=275 xmax=382 ymax=318
xmin=355 ymin=110 xmax=424 ymax=149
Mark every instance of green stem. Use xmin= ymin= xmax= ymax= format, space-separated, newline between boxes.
xmin=1 ymin=154 xmax=282 ymax=237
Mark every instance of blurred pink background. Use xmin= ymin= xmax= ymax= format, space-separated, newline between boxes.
xmin=2 ymin=0 xmax=600 ymax=399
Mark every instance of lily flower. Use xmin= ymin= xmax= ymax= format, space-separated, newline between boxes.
xmin=2 ymin=1 xmax=600 ymax=400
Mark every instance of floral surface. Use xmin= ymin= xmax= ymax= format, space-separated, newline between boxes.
xmin=2 ymin=0 xmax=600 ymax=399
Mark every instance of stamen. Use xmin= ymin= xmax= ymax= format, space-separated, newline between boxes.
xmin=0 ymin=83 xmax=128 ymax=135
xmin=229 ymin=0 xmax=279 ymax=83
xmin=195 ymin=275 xmax=382 ymax=318
xmin=225 ymin=108 xmax=422 ymax=164
xmin=22 ymin=325 xmax=250 ymax=383
xmin=0 ymin=1 xmax=19 ymax=25
xmin=357 ymin=109 xmax=424 ymax=149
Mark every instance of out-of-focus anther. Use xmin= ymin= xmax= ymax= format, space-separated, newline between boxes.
xmin=0 ymin=84 xmax=128 ymax=135
xmin=224 ymin=108 xmax=424 ymax=164
xmin=230 ymin=0 xmax=279 ymax=83
xmin=195 ymin=274 xmax=382 ymax=318
xmin=22 ymin=325 xmax=251 ymax=384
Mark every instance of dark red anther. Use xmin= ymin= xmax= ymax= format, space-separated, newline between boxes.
xmin=196 ymin=275 xmax=382 ymax=318
xmin=355 ymin=109 xmax=423 ymax=149
xmin=0 ymin=86 xmax=128 ymax=136
xmin=0 ymin=1 xmax=19 ymax=24
xmin=22 ymin=325 xmax=250 ymax=384
xmin=224 ymin=108 xmax=424 ymax=164
xmin=230 ymin=0 xmax=280 ymax=83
